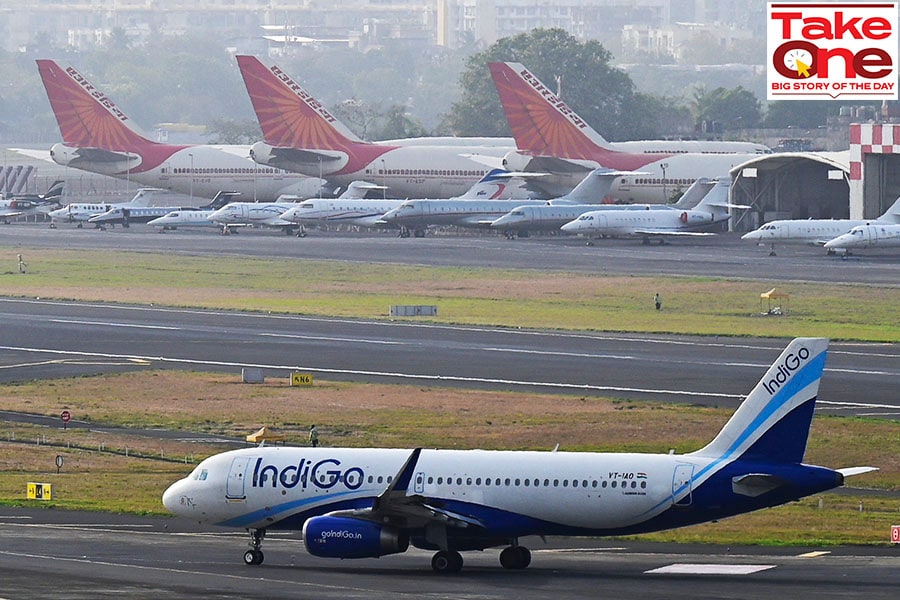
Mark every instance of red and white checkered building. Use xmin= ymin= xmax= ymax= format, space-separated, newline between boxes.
xmin=849 ymin=123 xmax=900 ymax=220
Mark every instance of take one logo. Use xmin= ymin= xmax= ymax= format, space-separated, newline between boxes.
xmin=767 ymin=2 xmax=898 ymax=100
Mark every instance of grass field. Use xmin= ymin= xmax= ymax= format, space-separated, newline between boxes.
xmin=0 ymin=245 xmax=897 ymax=545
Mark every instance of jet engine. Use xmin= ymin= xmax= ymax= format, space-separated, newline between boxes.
xmin=501 ymin=150 xmax=533 ymax=172
xmin=302 ymin=516 xmax=409 ymax=559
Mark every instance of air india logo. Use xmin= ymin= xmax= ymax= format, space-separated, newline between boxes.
xmin=767 ymin=2 xmax=898 ymax=100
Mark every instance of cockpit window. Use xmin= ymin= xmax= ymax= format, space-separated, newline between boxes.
xmin=191 ymin=467 xmax=209 ymax=481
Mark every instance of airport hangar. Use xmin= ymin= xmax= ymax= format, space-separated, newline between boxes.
xmin=728 ymin=123 xmax=900 ymax=232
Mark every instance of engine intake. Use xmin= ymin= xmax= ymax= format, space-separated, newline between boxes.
xmin=303 ymin=516 xmax=409 ymax=559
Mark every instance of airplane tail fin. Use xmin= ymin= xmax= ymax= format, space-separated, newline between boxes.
xmin=878 ymin=196 xmax=900 ymax=223
xmin=235 ymin=55 xmax=362 ymax=149
xmin=557 ymin=168 xmax=634 ymax=203
xmin=691 ymin=338 xmax=828 ymax=464
xmin=36 ymin=59 xmax=154 ymax=150
xmin=671 ymin=178 xmax=716 ymax=210
xmin=488 ymin=62 xmax=611 ymax=161
xmin=456 ymin=168 xmax=539 ymax=200
xmin=41 ymin=180 xmax=65 ymax=203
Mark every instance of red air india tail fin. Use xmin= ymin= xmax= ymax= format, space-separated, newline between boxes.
xmin=36 ymin=59 xmax=154 ymax=151
xmin=236 ymin=55 xmax=362 ymax=150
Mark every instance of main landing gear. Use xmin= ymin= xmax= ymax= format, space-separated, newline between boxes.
xmin=429 ymin=544 xmax=531 ymax=573
xmin=243 ymin=528 xmax=266 ymax=566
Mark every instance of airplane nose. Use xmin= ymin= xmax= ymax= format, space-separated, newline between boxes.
xmin=741 ymin=231 xmax=758 ymax=240
xmin=162 ymin=478 xmax=189 ymax=514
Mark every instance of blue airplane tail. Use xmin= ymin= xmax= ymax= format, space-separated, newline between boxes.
xmin=691 ymin=338 xmax=828 ymax=465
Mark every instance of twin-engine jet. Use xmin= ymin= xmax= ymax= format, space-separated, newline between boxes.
xmin=559 ymin=177 xmax=740 ymax=243
xmin=741 ymin=197 xmax=900 ymax=255
xmin=163 ymin=338 xmax=874 ymax=573
xmin=824 ymin=222 xmax=900 ymax=252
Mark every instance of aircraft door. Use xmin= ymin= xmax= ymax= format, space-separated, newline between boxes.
xmin=226 ymin=456 xmax=253 ymax=500
xmin=672 ymin=464 xmax=694 ymax=507
xmin=414 ymin=471 xmax=425 ymax=494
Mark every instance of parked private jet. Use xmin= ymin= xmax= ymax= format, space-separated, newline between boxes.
xmin=741 ymin=197 xmax=900 ymax=255
xmin=824 ymin=222 xmax=900 ymax=252
xmin=0 ymin=180 xmax=64 ymax=223
xmin=559 ymin=177 xmax=740 ymax=243
xmin=163 ymin=338 xmax=873 ymax=573
xmin=47 ymin=187 xmax=165 ymax=227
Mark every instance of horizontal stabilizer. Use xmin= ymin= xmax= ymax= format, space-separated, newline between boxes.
xmin=837 ymin=466 xmax=879 ymax=477
xmin=732 ymin=473 xmax=788 ymax=497
xmin=72 ymin=147 xmax=137 ymax=164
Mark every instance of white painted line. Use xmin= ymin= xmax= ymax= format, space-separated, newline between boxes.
xmin=796 ymin=551 xmax=831 ymax=558
xmin=646 ymin=563 xmax=776 ymax=575
xmin=260 ymin=333 xmax=402 ymax=345
xmin=49 ymin=319 xmax=180 ymax=331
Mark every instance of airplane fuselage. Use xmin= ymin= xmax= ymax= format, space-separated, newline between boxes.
xmin=824 ymin=223 xmax=900 ymax=250
xmin=281 ymin=198 xmax=405 ymax=227
xmin=251 ymin=141 xmax=507 ymax=199
xmin=561 ymin=206 xmax=721 ymax=237
xmin=164 ymin=446 xmax=837 ymax=537
xmin=50 ymin=142 xmax=321 ymax=202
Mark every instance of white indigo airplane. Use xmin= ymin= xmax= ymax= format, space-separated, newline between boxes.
xmin=163 ymin=338 xmax=873 ymax=573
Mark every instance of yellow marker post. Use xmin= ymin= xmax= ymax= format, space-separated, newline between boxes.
xmin=291 ymin=372 xmax=314 ymax=386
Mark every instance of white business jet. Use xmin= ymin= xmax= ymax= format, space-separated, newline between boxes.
xmin=741 ymin=197 xmax=900 ymax=255
xmin=163 ymin=338 xmax=873 ymax=573
xmin=824 ymin=222 xmax=900 ymax=252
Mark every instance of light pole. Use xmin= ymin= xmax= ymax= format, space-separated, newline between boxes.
xmin=660 ymin=162 xmax=669 ymax=203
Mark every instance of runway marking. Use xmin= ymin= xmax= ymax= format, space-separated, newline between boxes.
xmin=797 ymin=551 xmax=831 ymax=558
xmin=260 ymin=333 xmax=402 ymax=345
xmin=49 ymin=318 xmax=180 ymax=331
xmin=646 ymin=563 xmax=776 ymax=575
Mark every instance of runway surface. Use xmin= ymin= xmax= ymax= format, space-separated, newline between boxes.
xmin=1 ymin=297 xmax=898 ymax=415
xmin=1 ymin=508 xmax=899 ymax=600
xmin=1 ymin=225 xmax=898 ymax=597
xmin=1 ymin=224 xmax=899 ymax=285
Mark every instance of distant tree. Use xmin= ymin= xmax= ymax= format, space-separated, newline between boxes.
xmin=692 ymin=85 xmax=762 ymax=131
xmin=206 ymin=118 xmax=262 ymax=145
xmin=443 ymin=28 xmax=651 ymax=141
xmin=374 ymin=105 xmax=428 ymax=140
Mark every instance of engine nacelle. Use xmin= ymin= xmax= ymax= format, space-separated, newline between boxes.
xmin=49 ymin=143 xmax=80 ymax=166
xmin=501 ymin=150 xmax=533 ymax=172
xmin=302 ymin=516 xmax=409 ymax=559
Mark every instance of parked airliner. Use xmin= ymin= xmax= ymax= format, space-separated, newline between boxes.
xmin=741 ymin=197 xmax=900 ymax=255
xmin=36 ymin=59 xmax=321 ymax=202
xmin=488 ymin=62 xmax=761 ymax=203
xmin=824 ymin=222 xmax=900 ymax=252
xmin=163 ymin=338 xmax=874 ymax=573
xmin=236 ymin=55 xmax=509 ymax=199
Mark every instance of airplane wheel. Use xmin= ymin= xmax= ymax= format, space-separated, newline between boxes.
xmin=243 ymin=549 xmax=264 ymax=565
xmin=500 ymin=546 xmax=531 ymax=569
xmin=431 ymin=550 xmax=463 ymax=573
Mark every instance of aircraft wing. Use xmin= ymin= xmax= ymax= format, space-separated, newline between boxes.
xmin=0 ymin=209 xmax=24 ymax=218
xmin=633 ymin=229 xmax=717 ymax=237
xmin=324 ymin=449 xmax=484 ymax=531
